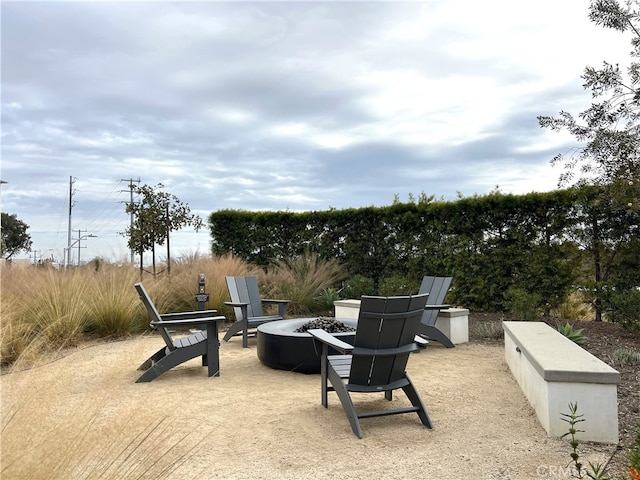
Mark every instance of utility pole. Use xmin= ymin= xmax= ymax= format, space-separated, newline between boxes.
xmin=66 ymin=176 xmax=76 ymax=268
xmin=121 ymin=177 xmax=140 ymax=265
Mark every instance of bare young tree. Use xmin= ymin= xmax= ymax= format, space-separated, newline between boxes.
xmin=122 ymin=183 xmax=203 ymax=276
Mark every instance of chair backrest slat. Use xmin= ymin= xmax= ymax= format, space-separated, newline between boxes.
xmin=418 ymin=276 xmax=453 ymax=326
xmin=226 ymin=276 xmax=264 ymax=320
xmin=349 ymin=293 xmax=428 ymax=387
xmin=135 ymin=283 xmax=175 ymax=350
xmin=244 ymin=276 xmax=264 ymax=317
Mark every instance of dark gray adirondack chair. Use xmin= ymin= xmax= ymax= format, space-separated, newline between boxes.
xmin=308 ymin=293 xmax=432 ymax=438
xmin=223 ymin=276 xmax=289 ymax=348
xmin=418 ymin=276 xmax=455 ymax=348
xmin=135 ymin=283 xmax=226 ymax=383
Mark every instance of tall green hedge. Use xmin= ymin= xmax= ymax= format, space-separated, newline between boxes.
xmin=209 ymin=185 xmax=639 ymax=318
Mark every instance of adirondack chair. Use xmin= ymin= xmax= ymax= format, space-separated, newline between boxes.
xmin=418 ymin=276 xmax=455 ymax=348
xmin=134 ymin=283 xmax=226 ymax=383
xmin=223 ymin=276 xmax=290 ymax=348
xmin=308 ymin=293 xmax=432 ymax=438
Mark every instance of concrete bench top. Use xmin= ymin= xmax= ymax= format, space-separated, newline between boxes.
xmin=503 ymin=321 xmax=620 ymax=385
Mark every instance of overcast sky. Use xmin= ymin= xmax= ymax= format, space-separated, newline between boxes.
xmin=1 ymin=0 xmax=631 ymax=264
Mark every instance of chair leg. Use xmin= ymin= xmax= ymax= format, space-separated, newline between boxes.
xmin=402 ymin=373 xmax=433 ymax=428
xmin=328 ymin=368 xmax=363 ymax=438
xmin=206 ymin=323 xmax=220 ymax=377
xmin=138 ymin=347 xmax=167 ymax=371
xmin=319 ymin=345 xmax=329 ymax=407
xmin=420 ymin=325 xmax=455 ymax=348
xmin=222 ymin=321 xmax=243 ymax=342
xmin=136 ymin=367 xmax=162 ymax=383
xmin=223 ymin=320 xmax=251 ymax=348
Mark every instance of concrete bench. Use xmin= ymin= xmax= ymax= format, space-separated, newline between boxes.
xmin=334 ymin=299 xmax=469 ymax=345
xmin=503 ymin=321 xmax=620 ymax=443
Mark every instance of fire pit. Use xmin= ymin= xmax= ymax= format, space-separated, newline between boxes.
xmin=257 ymin=318 xmax=357 ymax=374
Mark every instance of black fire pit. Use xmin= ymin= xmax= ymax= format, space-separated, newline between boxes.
xmin=257 ymin=318 xmax=357 ymax=374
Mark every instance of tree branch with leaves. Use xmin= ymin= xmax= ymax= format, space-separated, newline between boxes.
xmin=538 ymin=0 xmax=640 ymax=190
xmin=1 ymin=212 xmax=33 ymax=261
xmin=538 ymin=0 xmax=640 ymax=322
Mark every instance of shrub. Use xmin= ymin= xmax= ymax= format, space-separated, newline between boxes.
xmin=504 ymin=287 xmax=541 ymax=321
xmin=612 ymin=347 xmax=640 ymax=367
xmin=342 ymin=274 xmax=375 ymax=299
xmin=317 ymin=287 xmax=342 ymax=315
xmin=607 ymin=288 xmax=640 ymax=333
xmin=556 ymin=322 xmax=586 ymax=345
xmin=377 ymin=274 xmax=415 ymax=296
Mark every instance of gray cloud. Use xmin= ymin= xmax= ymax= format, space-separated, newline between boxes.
xmin=1 ymin=1 xmax=624 ymax=262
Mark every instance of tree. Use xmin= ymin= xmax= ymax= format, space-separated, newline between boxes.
xmin=122 ymin=183 xmax=203 ymax=276
xmin=538 ymin=0 xmax=640 ymax=321
xmin=538 ymin=0 xmax=640 ymax=191
xmin=1 ymin=212 xmax=33 ymax=260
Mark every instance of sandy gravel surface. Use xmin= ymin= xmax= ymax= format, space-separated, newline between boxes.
xmin=1 ymin=334 xmax=616 ymax=480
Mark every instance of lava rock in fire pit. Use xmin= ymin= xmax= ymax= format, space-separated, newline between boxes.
xmin=294 ymin=317 xmax=356 ymax=334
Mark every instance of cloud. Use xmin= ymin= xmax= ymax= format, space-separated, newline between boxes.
xmin=0 ymin=0 xmax=630 ymax=262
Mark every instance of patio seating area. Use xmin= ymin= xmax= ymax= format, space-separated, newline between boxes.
xmin=0 ymin=331 xmax=615 ymax=479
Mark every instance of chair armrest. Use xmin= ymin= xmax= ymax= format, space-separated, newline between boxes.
xmin=224 ymin=301 xmax=249 ymax=307
xmin=261 ymin=299 xmax=289 ymax=305
xmin=151 ymin=316 xmax=226 ymax=328
xmin=224 ymin=302 xmax=249 ymax=322
xmin=308 ymin=329 xmax=354 ymax=355
xmin=425 ymin=304 xmax=450 ymax=310
xmin=160 ymin=310 xmax=218 ymax=321
xmin=261 ymin=299 xmax=289 ymax=317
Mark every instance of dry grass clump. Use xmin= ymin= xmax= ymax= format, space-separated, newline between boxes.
xmin=1 ymin=360 xmax=210 ymax=479
xmin=0 ymin=294 xmax=36 ymax=366
xmin=471 ymin=320 xmax=504 ymax=340
xmin=156 ymin=253 xmax=260 ymax=318
xmin=1 ymin=252 xmax=347 ymax=370
xmin=86 ymin=265 xmax=147 ymax=336
xmin=267 ymin=252 xmax=347 ymax=315
xmin=2 ymin=268 xmax=92 ymax=368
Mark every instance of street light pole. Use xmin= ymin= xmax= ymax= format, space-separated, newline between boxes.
xmin=64 ymin=232 xmax=97 ymax=269
xmin=77 ymin=231 xmax=97 ymax=266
